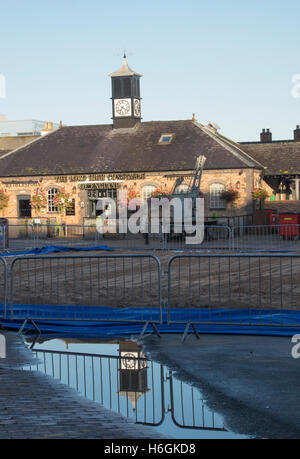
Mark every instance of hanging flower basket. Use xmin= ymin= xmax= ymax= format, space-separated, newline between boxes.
xmin=220 ymin=187 xmax=240 ymax=205
xmin=0 ymin=189 xmax=9 ymax=212
xmin=53 ymin=188 xmax=73 ymax=214
xmin=252 ymin=188 xmax=269 ymax=210
xmin=30 ymin=188 xmax=47 ymax=213
xmin=149 ymin=188 xmax=171 ymax=201
xmin=119 ymin=188 xmax=142 ymax=211
xmin=127 ymin=188 xmax=142 ymax=210
xmin=252 ymin=188 xmax=269 ymax=201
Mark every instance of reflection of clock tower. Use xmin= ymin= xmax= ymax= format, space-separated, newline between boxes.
xmin=118 ymin=340 xmax=149 ymax=411
xmin=109 ymin=54 xmax=142 ymax=129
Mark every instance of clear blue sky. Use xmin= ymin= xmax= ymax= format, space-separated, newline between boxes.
xmin=0 ymin=0 xmax=299 ymax=141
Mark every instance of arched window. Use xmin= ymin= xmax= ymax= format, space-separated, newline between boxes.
xmin=210 ymin=183 xmax=226 ymax=209
xmin=142 ymin=185 xmax=157 ymax=201
xmin=48 ymin=188 xmax=59 ymax=212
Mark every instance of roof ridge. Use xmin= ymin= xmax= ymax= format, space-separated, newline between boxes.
xmin=216 ymin=132 xmax=267 ymax=169
xmin=193 ymin=121 xmax=265 ymax=170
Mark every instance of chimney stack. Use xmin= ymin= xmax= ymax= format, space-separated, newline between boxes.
xmin=260 ymin=128 xmax=272 ymax=143
xmin=41 ymin=121 xmax=54 ymax=136
xmin=294 ymin=125 xmax=300 ymax=142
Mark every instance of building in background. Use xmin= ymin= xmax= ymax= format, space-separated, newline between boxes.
xmin=0 ymin=57 xmax=298 ymax=227
xmin=240 ymin=127 xmax=300 ymax=203
xmin=0 ymin=117 xmax=60 ymax=153
xmin=0 ymin=116 xmax=59 ymax=137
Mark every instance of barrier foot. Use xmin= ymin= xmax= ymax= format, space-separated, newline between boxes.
xmin=29 ymin=334 xmax=40 ymax=350
xmin=182 ymin=323 xmax=200 ymax=343
xmin=139 ymin=321 xmax=161 ymax=340
xmin=18 ymin=319 xmax=41 ymax=336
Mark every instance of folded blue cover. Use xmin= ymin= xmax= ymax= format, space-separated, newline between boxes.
xmin=0 ymin=245 xmax=116 ymax=257
xmin=3 ymin=306 xmax=300 ymax=337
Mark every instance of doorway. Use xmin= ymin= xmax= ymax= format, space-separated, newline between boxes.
xmin=18 ymin=196 xmax=32 ymax=218
xmin=88 ymin=189 xmax=117 ymax=218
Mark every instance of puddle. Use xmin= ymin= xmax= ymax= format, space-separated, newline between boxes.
xmin=23 ymin=336 xmax=247 ymax=439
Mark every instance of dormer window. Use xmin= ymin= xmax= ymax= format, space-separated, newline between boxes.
xmin=158 ymin=134 xmax=175 ymax=145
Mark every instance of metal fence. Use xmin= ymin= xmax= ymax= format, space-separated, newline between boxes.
xmin=7 ymin=223 xmax=165 ymax=250
xmin=25 ymin=348 xmax=165 ymax=427
xmin=167 ymin=254 xmax=300 ymax=328
xmin=10 ymin=255 xmax=162 ymax=326
xmin=205 ymin=214 xmax=253 ymax=228
xmin=232 ymin=225 xmax=300 ymax=251
xmin=163 ymin=225 xmax=232 ymax=251
xmin=6 ymin=223 xmax=233 ymax=251
xmin=0 ymin=257 xmax=7 ymax=320
xmin=168 ymin=368 xmax=226 ymax=431
xmin=24 ymin=346 xmax=226 ymax=432
xmin=8 ymin=222 xmax=300 ymax=252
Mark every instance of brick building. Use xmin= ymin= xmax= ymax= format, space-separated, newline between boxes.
xmin=0 ymin=56 xmax=297 ymax=227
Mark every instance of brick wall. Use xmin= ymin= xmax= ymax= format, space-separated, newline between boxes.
xmin=0 ymin=168 xmax=267 ymax=224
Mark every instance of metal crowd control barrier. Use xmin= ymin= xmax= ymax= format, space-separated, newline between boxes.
xmin=0 ymin=257 xmax=7 ymax=323
xmin=26 ymin=349 xmax=165 ymax=428
xmin=7 ymin=223 xmax=167 ymax=250
xmin=232 ymin=225 xmax=300 ymax=251
xmin=25 ymin=346 xmax=226 ymax=432
xmin=168 ymin=369 xmax=226 ymax=432
xmin=163 ymin=225 xmax=232 ymax=251
xmin=7 ymin=222 xmax=233 ymax=251
xmin=10 ymin=254 xmax=162 ymax=336
xmin=167 ymin=254 xmax=300 ymax=340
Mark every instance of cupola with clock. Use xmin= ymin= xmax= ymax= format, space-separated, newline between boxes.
xmin=109 ymin=54 xmax=142 ymax=129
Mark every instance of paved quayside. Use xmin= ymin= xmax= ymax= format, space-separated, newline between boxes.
xmin=0 ymin=331 xmax=165 ymax=439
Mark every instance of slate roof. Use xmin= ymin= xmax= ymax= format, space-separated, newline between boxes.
xmin=0 ymin=120 xmax=263 ymax=178
xmin=240 ymin=141 xmax=300 ymax=175
xmin=0 ymin=150 xmax=11 ymax=158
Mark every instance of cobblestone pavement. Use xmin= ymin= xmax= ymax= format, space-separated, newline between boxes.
xmin=0 ymin=331 xmax=165 ymax=439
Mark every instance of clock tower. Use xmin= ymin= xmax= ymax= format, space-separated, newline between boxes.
xmin=109 ymin=55 xmax=142 ymax=129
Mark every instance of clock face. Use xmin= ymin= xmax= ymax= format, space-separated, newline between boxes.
xmin=121 ymin=352 xmax=137 ymax=369
xmin=134 ymin=99 xmax=141 ymax=117
xmin=115 ymin=99 xmax=131 ymax=117
xmin=120 ymin=352 xmax=147 ymax=370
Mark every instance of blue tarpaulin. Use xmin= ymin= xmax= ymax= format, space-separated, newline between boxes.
xmin=3 ymin=306 xmax=300 ymax=337
xmin=0 ymin=245 xmax=116 ymax=257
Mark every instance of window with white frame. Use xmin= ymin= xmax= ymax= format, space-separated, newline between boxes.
xmin=210 ymin=183 xmax=226 ymax=209
xmin=142 ymin=185 xmax=157 ymax=201
xmin=48 ymin=188 xmax=59 ymax=212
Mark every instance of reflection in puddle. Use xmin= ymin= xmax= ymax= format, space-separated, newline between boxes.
xmin=24 ymin=337 xmax=246 ymax=439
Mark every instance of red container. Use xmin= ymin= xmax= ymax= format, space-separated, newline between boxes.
xmin=279 ymin=213 xmax=300 ymax=239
